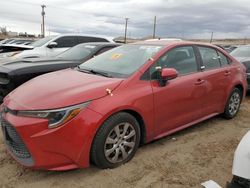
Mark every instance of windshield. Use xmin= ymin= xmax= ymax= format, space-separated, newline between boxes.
xmin=79 ymin=44 xmax=163 ymax=78
xmin=230 ymin=46 xmax=250 ymax=58
xmin=57 ymin=44 xmax=97 ymax=60
xmin=31 ymin=36 xmax=55 ymax=47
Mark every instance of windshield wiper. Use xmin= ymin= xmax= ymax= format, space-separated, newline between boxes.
xmin=77 ymin=66 xmax=113 ymax=78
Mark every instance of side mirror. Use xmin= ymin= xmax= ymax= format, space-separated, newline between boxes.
xmin=157 ymin=67 xmax=178 ymax=87
xmin=161 ymin=68 xmax=178 ymax=80
xmin=47 ymin=42 xmax=58 ymax=49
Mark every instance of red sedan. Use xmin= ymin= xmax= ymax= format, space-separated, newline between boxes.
xmin=1 ymin=41 xmax=247 ymax=170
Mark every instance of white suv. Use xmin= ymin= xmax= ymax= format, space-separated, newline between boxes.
xmin=2 ymin=34 xmax=114 ymax=59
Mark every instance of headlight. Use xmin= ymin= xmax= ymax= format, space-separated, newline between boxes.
xmin=17 ymin=102 xmax=90 ymax=128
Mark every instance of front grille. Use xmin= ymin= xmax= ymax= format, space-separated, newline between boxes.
xmin=1 ymin=118 xmax=31 ymax=159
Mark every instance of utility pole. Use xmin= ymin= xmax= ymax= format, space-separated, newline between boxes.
xmin=124 ymin=18 xmax=129 ymax=44
xmin=41 ymin=4 xmax=46 ymax=38
xmin=153 ymin=16 xmax=157 ymax=39
xmin=210 ymin=32 xmax=213 ymax=43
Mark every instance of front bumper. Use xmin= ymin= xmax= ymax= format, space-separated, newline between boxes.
xmin=1 ymin=107 xmax=103 ymax=170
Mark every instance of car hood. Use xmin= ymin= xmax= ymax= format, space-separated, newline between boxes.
xmin=4 ymin=68 xmax=123 ymax=110
xmin=0 ymin=57 xmax=77 ymax=71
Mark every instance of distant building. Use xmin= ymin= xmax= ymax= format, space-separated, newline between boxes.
xmin=7 ymin=31 xmax=18 ymax=37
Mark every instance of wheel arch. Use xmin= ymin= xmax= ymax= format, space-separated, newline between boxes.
xmin=88 ymin=108 xmax=148 ymax=167
xmin=234 ymin=84 xmax=244 ymax=99
xmin=121 ymin=109 xmax=147 ymax=145
xmin=92 ymin=108 xmax=148 ymax=147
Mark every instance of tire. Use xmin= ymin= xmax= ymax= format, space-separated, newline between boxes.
xmin=91 ymin=112 xmax=140 ymax=169
xmin=223 ymin=88 xmax=242 ymax=119
xmin=226 ymin=176 xmax=249 ymax=188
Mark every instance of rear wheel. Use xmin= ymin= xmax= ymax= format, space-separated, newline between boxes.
xmin=91 ymin=112 xmax=140 ymax=169
xmin=223 ymin=88 xmax=242 ymax=119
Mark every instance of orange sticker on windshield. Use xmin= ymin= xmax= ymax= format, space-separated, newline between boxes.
xmin=110 ymin=54 xmax=122 ymax=60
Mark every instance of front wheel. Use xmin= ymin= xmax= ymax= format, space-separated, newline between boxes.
xmin=226 ymin=176 xmax=250 ymax=188
xmin=223 ymin=88 xmax=242 ymax=119
xmin=91 ymin=112 xmax=140 ymax=169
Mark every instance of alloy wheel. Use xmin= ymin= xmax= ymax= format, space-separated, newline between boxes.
xmin=104 ymin=122 xmax=136 ymax=164
xmin=228 ymin=92 xmax=241 ymax=116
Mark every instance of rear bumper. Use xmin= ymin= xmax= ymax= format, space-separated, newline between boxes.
xmin=1 ymin=107 xmax=103 ymax=171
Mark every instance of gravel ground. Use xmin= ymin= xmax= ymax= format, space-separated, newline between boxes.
xmin=0 ymin=96 xmax=250 ymax=188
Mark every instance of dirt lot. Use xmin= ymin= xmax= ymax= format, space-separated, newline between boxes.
xmin=0 ymin=97 xmax=250 ymax=188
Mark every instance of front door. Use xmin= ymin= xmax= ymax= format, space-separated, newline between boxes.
xmin=150 ymin=45 xmax=206 ymax=136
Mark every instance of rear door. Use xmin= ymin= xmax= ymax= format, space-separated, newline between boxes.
xmin=150 ymin=45 xmax=206 ymax=135
xmin=196 ymin=46 xmax=231 ymax=116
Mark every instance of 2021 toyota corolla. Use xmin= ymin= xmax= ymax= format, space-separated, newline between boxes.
xmin=0 ymin=41 xmax=247 ymax=170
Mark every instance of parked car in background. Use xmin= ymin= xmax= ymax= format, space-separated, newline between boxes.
xmin=214 ymin=45 xmax=238 ymax=53
xmin=0 ymin=42 xmax=120 ymax=101
xmin=230 ymin=45 xmax=250 ymax=90
xmin=0 ymin=38 xmax=35 ymax=54
xmin=1 ymin=41 xmax=246 ymax=170
xmin=0 ymin=38 xmax=16 ymax=45
xmin=0 ymin=44 xmax=34 ymax=54
xmin=227 ymin=130 xmax=250 ymax=188
xmin=8 ymin=39 xmax=34 ymax=45
xmin=224 ymin=45 xmax=239 ymax=53
xmin=0 ymin=34 xmax=115 ymax=59
xmin=0 ymin=38 xmax=34 ymax=46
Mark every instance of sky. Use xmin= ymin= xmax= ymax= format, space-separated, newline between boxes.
xmin=1 ymin=0 xmax=250 ymax=39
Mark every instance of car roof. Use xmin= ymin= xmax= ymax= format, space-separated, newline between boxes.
xmin=75 ymin=42 xmax=121 ymax=47
xmin=50 ymin=34 xmax=115 ymax=43
xmin=146 ymin=38 xmax=182 ymax=42
xmin=133 ymin=40 xmax=219 ymax=48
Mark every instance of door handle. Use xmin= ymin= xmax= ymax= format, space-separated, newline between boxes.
xmin=224 ymin=70 xmax=231 ymax=76
xmin=195 ymin=79 xmax=205 ymax=85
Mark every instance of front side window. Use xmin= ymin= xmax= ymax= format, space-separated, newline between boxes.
xmin=79 ymin=44 xmax=163 ymax=78
xmin=31 ymin=36 xmax=55 ymax=47
xmin=198 ymin=46 xmax=220 ymax=70
xmin=150 ymin=46 xmax=198 ymax=79
xmin=54 ymin=36 xmax=77 ymax=48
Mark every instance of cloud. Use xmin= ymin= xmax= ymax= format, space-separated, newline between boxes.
xmin=1 ymin=0 xmax=250 ymax=39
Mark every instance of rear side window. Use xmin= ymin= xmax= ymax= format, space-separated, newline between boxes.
xmin=54 ymin=36 xmax=77 ymax=48
xmin=198 ymin=46 xmax=220 ymax=70
xmin=150 ymin=46 xmax=198 ymax=78
xmin=77 ymin=36 xmax=109 ymax=44
xmin=218 ymin=51 xmax=229 ymax=66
